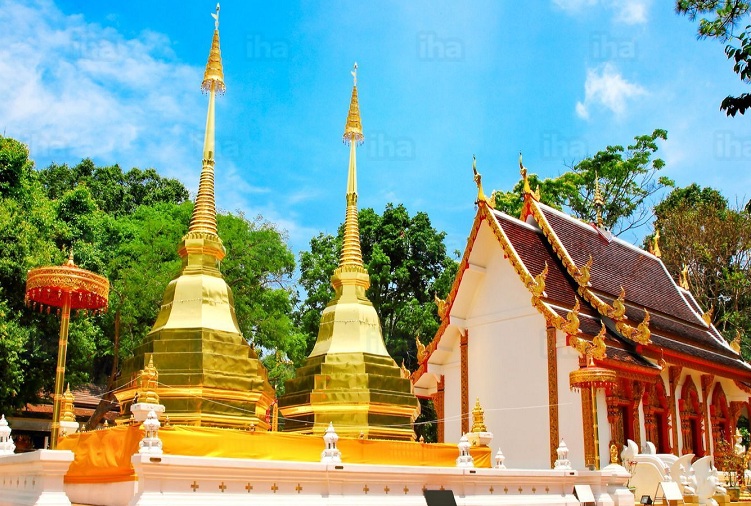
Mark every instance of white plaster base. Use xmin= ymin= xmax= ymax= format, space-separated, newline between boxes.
xmin=66 ymin=482 xmax=137 ymax=506
xmin=0 ymin=449 xmax=74 ymax=506
xmin=112 ymin=453 xmax=631 ymax=506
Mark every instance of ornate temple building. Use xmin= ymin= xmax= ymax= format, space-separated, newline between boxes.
xmin=279 ymin=66 xmax=421 ymax=440
xmin=113 ymin=9 xmax=274 ymax=429
xmin=413 ymin=159 xmax=751 ymax=470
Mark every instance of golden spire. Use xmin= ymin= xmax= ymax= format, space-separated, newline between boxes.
xmin=188 ymin=3 xmax=225 ymax=243
xmin=593 ymin=176 xmax=604 ymax=228
xmin=338 ymin=62 xmax=366 ymax=271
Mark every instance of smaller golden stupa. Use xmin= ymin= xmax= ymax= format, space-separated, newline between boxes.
xmin=279 ymin=64 xmax=420 ymax=440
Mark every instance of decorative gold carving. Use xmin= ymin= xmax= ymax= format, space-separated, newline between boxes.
xmin=570 ymin=323 xmax=607 ymax=365
xmin=650 ymin=228 xmax=662 ymax=258
xmin=616 ymin=308 xmax=651 ymax=345
xmin=731 ymin=330 xmax=742 ymax=354
xmin=679 ymin=264 xmax=690 ymax=290
xmin=702 ymin=305 xmax=714 ymax=326
xmin=137 ymin=356 xmax=160 ymax=405
xmin=610 ymin=443 xmax=618 ymax=464
xmin=472 ymin=155 xmax=496 ymax=209
xmin=529 ymin=262 xmax=548 ymax=299
xmin=400 ymin=360 xmax=410 ymax=380
xmin=61 ymin=384 xmax=76 ymax=423
xmin=593 ymin=176 xmax=605 ymax=229
xmin=519 ymin=153 xmax=535 ymax=199
xmin=562 ymin=298 xmax=581 ymax=336
xmin=434 ymin=293 xmax=448 ymax=320
xmin=416 ymin=336 xmax=427 ymax=364
xmin=546 ymin=326 xmax=559 ymax=468
xmin=436 ymin=375 xmax=445 ymax=443
xmin=471 ymin=398 xmax=487 ymax=433
xmin=581 ymin=387 xmax=596 ymax=468
xmin=608 ymin=286 xmax=626 ymax=321
xmin=575 ymin=255 xmax=593 ymax=287
xmin=460 ymin=331 xmax=469 ymax=435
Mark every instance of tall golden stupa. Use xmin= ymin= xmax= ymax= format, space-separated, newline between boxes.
xmin=279 ymin=65 xmax=420 ymax=440
xmin=115 ymin=6 xmax=274 ymax=428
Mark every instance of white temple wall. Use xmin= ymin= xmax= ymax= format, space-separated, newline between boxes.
xmin=443 ymin=361 xmax=461 ymax=444
xmin=461 ymin=223 xmax=553 ymax=469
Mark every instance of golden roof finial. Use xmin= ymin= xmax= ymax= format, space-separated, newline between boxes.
xmin=202 ymin=4 xmax=225 ymax=94
xmin=731 ymin=330 xmax=742 ymax=354
xmin=472 ymin=155 xmax=496 ymax=208
xmin=61 ymin=383 xmax=76 ymax=423
xmin=343 ymin=62 xmax=364 ymax=145
xmin=679 ymin=264 xmax=690 ymax=290
xmin=416 ymin=335 xmax=427 ymax=363
xmin=471 ymin=397 xmax=487 ymax=433
xmin=702 ymin=304 xmax=714 ymax=326
xmin=520 ymin=152 xmax=533 ymax=196
xmin=593 ymin=175 xmax=604 ymax=228
xmin=434 ymin=292 xmax=448 ymax=319
xmin=651 ymin=226 xmax=662 ymax=258
xmin=66 ymin=247 xmax=75 ymax=266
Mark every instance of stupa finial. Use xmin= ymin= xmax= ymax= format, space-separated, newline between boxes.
xmin=188 ymin=9 xmax=225 ymax=242
xmin=343 ymin=62 xmax=364 ymax=145
xmin=338 ymin=65 xmax=366 ymax=271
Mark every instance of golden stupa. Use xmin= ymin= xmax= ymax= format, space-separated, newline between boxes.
xmin=115 ymin=6 xmax=274 ymax=428
xmin=278 ymin=64 xmax=420 ymax=440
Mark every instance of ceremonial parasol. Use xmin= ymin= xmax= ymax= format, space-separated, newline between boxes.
xmin=25 ymin=250 xmax=109 ymax=448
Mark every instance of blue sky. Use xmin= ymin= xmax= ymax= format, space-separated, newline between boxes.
xmin=1 ymin=0 xmax=750 ymax=257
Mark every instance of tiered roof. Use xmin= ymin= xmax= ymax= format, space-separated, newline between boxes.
xmin=415 ymin=181 xmax=751 ymax=384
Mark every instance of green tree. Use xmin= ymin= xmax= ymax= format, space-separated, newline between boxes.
xmin=676 ymin=0 xmax=751 ymax=116
xmin=493 ymin=130 xmax=673 ymax=236
xmin=297 ymin=203 xmax=457 ymax=370
xmin=653 ymin=185 xmax=751 ymax=356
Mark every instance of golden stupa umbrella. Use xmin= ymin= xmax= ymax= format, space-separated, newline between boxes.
xmin=569 ymin=323 xmax=616 ymax=470
xmin=25 ymin=251 xmax=109 ymax=448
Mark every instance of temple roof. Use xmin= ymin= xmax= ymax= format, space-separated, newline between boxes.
xmin=415 ymin=194 xmax=751 ymax=383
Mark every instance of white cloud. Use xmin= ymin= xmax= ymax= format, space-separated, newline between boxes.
xmin=553 ymin=0 xmax=649 ymax=25
xmin=0 ymin=0 xmax=203 ymax=177
xmin=615 ymin=1 xmax=648 ymax=25
xmin=575 ymin=63 xmax=646 ymax=119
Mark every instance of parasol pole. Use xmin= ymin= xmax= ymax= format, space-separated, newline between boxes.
xmin=50 ymin=291 xmax=71 ymax=449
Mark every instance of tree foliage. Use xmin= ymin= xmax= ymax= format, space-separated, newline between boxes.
xmin=676 ymin=0 xmax=751 ymax=116
xmin=654 ymin=184 xmax=751 ymax=357
xmin=493 ymin=129 xmax=673 ymax=236
xmin=0 ymin=136 xmax=301 ymax=415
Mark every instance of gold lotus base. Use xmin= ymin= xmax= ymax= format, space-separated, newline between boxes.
xmin=116 ymin=328 xmax=274 ymax=429
xmin=279 ymin=353 xmax=419 ymax=440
